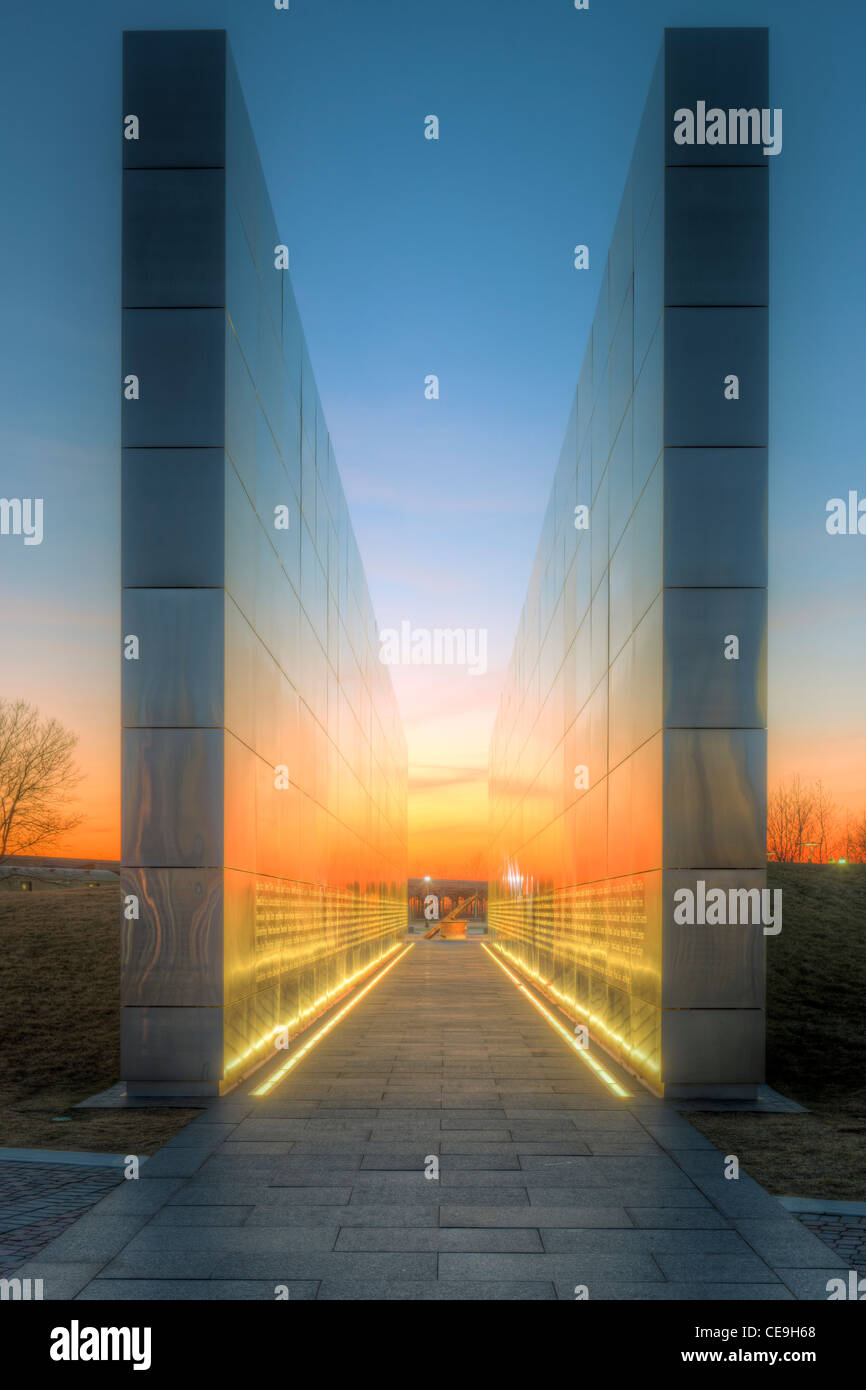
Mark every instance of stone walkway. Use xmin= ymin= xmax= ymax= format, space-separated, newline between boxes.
xmin=9 ymin=943 xmax=849 ymax=1300
xmin=0 ymin=1160 xmax=121 ymax=1276
xmin=798 ymin=1213 xmax=866 ymax=1275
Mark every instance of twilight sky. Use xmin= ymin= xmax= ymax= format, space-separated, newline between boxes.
xmin=0 ymin=0 xmax=864 ymax=874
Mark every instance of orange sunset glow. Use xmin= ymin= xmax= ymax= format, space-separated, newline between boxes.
xmin=14 ymin=641 xmax=866 ymax=874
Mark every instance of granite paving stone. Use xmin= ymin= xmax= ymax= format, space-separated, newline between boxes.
xmin=334 ymin=1227 xmax=545 ymax=1252
xmin=653 ymin=1251 xmax=780 ymax=1282
xmin=316 ymin=1279 xmax=557 ymax=1300
xmin=148 ymin=1206 xmax=254 ymax=1226
xmin=776 ymin=1267 xmax=859 ymax=1299
xmin=797 ymin=1212 xmax=866 ymax=1274
xmin=11 ymin=942 xmax=842 ymax=1302
xmin=244 ymin=1204 xmax=438 ymax=1227
xmin=733 ymin=1216 xmax=848 ymax=1267
xmin=540 ymin=1228 xmax=751 ymax=1254
xmin=437 ymin=1252 xmax=666 ymax=1280
xmin=0 ymin=1159 xmax=123 ymax=1276
xmin=5 ymin=1260 xmax=105 ymax=1300
xmin=77 ymin=1280 xmax=320 ymax=1300
xmin=554 ymin=1280 xmax=795 ymax=1301
xmin=625 ymin=1207 xmax=733 ymax=1229
xmin=125 ymin=1225 xmax=342 ymax=1253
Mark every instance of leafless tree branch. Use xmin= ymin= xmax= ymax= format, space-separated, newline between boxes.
xmin=0 ymin=698 xmax=83 ymax=864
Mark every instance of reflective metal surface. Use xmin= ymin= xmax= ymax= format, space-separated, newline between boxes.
xmin=121 ymin=30 xmax=407 ymax=1094
xmin=660 ymin=1010 xmax=765 ymax=1089
xmin=122 ymin=308 xmax=225 ymax=447
xmin=121 ymin=29 xmax=226 ymax=170
xmin=663 ymin=588 xmax=767 ymax=728
xmin=662 ymin=869 xmax=765 ymax=1009
xmin=490 ymin=27 xmax=769 ymax=1096
xmin=663 ymin=729 xmax=767 ymax=867
xmin=665 ymin=168 xmax=768 ymax=306
xmin=663 ymin=448 xmax=768 ymax=588
xmin=122 ymin=449 xmax=225 ymax=587
xmin=120 ymin=867 xmax=224 ymax=1007
xmin=121 ymin=589 xmax=224 ymax=727
xmin=665 ymin=27 xmax=770 ymax=168
xmin=122 ymin=170 xmax=225 ymax=307
xmin=122 ymin=729 xmax=224 ymax=868
xmin=664 ymin=308 xmax=769 ymax=447
xmin=121 ymin=1005 xmax=223 ymax=1087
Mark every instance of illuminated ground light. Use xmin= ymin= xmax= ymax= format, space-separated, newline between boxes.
xmin=225 ymin=941 xmax=405 ymax=1077
xmin=480 ymin=943 xmax=630 ymax=1098
xmin=251 ymin=944 xmax=415 ymax=1097
xmin=488 ymin=936 xmax=659 ymax=1079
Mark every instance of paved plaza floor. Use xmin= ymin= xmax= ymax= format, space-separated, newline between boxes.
xmin=0 ymin=1159 xmax=121 ymax=1276
xmin=9 ymin=942 xmax=849 ymax=1300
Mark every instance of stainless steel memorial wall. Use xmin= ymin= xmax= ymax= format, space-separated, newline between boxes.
xmin=488 ymin=28 xmax=769 ymax=1097
xmin=120 ymin=30 xmax=408 ymax=1095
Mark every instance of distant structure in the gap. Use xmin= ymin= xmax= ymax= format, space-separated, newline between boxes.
xmin=408 ymin=879 xmax=488 ymax=921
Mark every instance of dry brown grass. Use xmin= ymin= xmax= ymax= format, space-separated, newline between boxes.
xmin=687 ymin=863 xmax=866 ymax=1200
xmin=0 ymin=888 xmax=199 ymax=1153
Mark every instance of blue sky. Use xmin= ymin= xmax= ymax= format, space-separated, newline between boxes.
xmin=0 ymin=0 xmax=864 ymax=861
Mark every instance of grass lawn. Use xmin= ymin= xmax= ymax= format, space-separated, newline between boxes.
xmin=687 ymin=863 xmax=866 ymax=1200
xmin=0 ymin=888 xmax=200 ymax=1154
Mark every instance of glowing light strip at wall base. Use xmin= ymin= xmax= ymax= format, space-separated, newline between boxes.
xmin=480 ymin=944 xmax=630 ymax=1098
xmin=491 ymin=937 xmax=661 ymax=1081
xmin=225 ymin=938 xmax=405 ymax=1077
xmin=251 ymin=944 xmax=415 ymax=1097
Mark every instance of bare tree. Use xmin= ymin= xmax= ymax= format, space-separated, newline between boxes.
xmin=850 ymin=812 xmax=866 ymax=865
xmin=812 ymin=780 xmax=838 ymax=862
xmin=0 ymin=699 xmax=83 ymax=864
xmin=767 ymin=782 xmax=786 ymax=861
xmin=767 ymin=780 xmax=795 ymax=862
xmin=790 ymin=776 xmax=816 ymax=862
xmin=767 ymin=774 xmax=819 ymax=862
